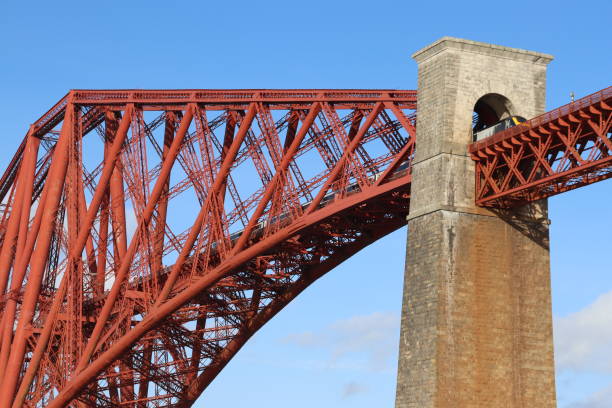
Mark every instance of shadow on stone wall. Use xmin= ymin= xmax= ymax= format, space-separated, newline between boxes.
xmin=492 ymin=203 xmax=550 ymax=250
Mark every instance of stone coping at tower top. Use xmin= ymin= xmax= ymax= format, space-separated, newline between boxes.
xmin=411 ymin=36 xmax=554 ymax=65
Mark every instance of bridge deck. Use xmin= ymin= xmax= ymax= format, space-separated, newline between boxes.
xmin=469 ymin=86 xmax=612 ymax=207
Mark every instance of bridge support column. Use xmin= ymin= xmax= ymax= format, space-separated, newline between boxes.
xmin=395 ymin=38 xmax=556 ymax=407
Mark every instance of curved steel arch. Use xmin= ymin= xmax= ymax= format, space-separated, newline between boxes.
xmin=0 ymin=90 xmax=415 ymax=407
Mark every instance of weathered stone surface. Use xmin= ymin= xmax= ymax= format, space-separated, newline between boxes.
xmin=395 ymin=37 xmax=556 ymax=408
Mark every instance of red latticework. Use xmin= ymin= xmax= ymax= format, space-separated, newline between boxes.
xmin=470 ymin=86 xmax=612 ymax=208
xmin=0 ymin=90 xmax=416 ymax=407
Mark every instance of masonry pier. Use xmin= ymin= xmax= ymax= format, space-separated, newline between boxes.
xmin=395 ymin=37 xmax=557 ymax=408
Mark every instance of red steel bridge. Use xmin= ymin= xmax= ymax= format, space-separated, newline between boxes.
xmin=0 ymin=86 xmax=609 ymax=407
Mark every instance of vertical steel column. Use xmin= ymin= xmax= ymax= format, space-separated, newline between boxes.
xmin=0 ymin=134 xmax=39 ymax=382
xmin=0 ymin=104 xmax=74 ymax=407
xmin=10 ymin=105 xmax=135 ymax=408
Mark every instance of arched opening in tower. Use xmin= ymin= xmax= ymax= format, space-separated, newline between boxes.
xmin=472 ymin=93 xmax=515 ymax=141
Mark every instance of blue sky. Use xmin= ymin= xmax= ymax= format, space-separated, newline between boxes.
xmin=1 ymin=1 xmax=611 ymax=406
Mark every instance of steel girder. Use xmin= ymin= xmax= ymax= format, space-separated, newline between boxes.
xmin=469 ymin=86 xmax=612 ymax=208
xmin=0 ymin=90 xmax=415 ymax=407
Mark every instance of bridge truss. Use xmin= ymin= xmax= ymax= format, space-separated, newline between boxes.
xmin=0 ymin=90 xmax=416 ymax=407
xmin=0 ymin=84 xmax=610 ymax=407
xmin=470 ymin=86 xmax=612 ymax=207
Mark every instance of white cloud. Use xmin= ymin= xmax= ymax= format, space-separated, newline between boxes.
xmin=554 ymin=290 xmax=612 ymax=373
xmin=341 ymin=381 xmax=368 ymax=398
xmin=281 ymin=311 xmax=399 ymax=372
xmin=282 ymin=331 xmax=323 ymax=348
xmin=565 ymin=383 xmax=612 ymax=408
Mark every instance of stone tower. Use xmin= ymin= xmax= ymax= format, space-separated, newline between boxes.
xmin=395 ymin=37 xmax=556 ymax=407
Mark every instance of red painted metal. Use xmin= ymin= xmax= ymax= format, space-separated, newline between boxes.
xmin=469 ymin=86 xmax=612 ymax=207
xmin=0 ymin=90 xmax=416 ymax=407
